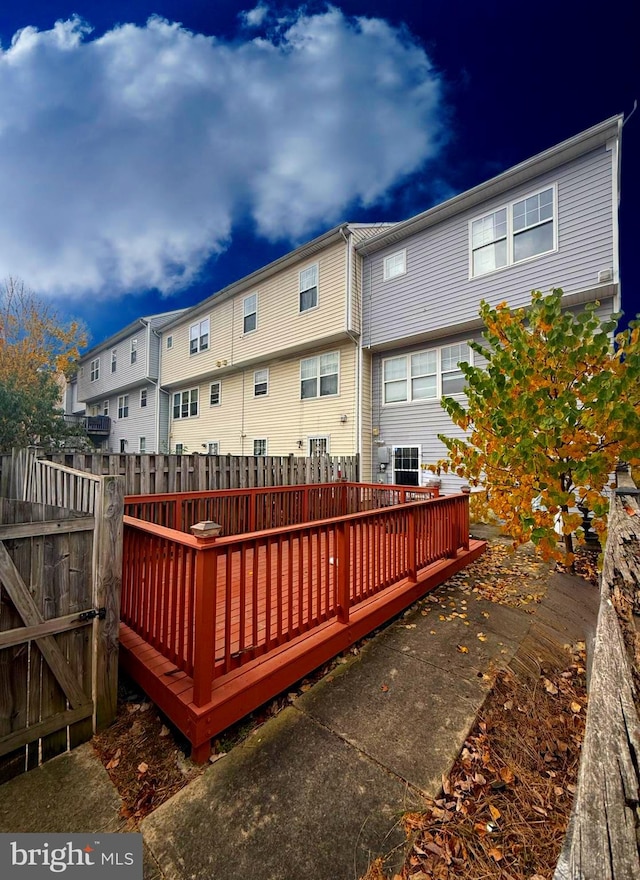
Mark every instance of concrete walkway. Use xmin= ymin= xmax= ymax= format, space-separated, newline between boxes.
xmin=0 ymin=541 xmax=599 ymax=880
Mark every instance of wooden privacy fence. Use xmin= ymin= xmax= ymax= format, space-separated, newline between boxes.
xmin=120 ymin=489 xmax=474 ymax=757
xmin=124 ymin=482 xmax=440 ymax=535
xmin=0 ymin=460 xmax=124 ymax=782
xmin=554 ymin=469 xmax=640 ymax=879
xmin=0 ymin=450 xmax=359 ymax=497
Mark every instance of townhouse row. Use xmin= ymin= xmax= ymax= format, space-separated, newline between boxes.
xmin=73 ymin=115 xmax=622 ymax=492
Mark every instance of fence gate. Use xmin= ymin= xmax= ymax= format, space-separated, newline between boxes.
xmin=0 ymin=473 xmax=123 ymax=783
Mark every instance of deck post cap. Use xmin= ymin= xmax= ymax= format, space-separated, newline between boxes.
xmin=190 ymin=521 xmax=223 ymax=539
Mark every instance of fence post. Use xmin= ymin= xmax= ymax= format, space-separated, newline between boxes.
xmin=191 ymin=522 xmax=221 ymax=707
xmin=92 ymin=474 xmax=124 ymax=731
xmin=337 ymin=518 xmax=351 ymax=624
xmin=407 ymin=507 xmax=417 ymax=583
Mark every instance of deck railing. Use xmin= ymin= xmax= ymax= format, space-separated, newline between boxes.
xmin=121 ymin=490 xmax=467 ymax=708
xmin=124 ymin=481 xmax=440 ymax=536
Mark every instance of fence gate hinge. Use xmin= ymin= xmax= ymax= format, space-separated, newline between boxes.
xmin=78 ymin=607 xmax=107 ymax=622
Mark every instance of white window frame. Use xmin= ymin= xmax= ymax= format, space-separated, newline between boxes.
xmin=469 ymin=184 xmax=557 ymax=278
xmin=102 ymin=400 xmax=109 ymax=416
xmin=111 ymin=349 xmax=117 ymax=373
xmin=166 ymin=335 xmax=173 ymax=349
xmin=308 ymin=435 xmax=330 ymax=456
xmin=173 ymin=388 xmax=199 ymax=419
xmin=175 ymin=443 xmax=184 ymax=455
xmin=243 ymin=293 xmax=257 ymax=334
xmin=253 ymin=438 xmax=267 ymax=456
xmin=383 ymin=249 xmax=407 ymax=281
xmin=392 ymin=446 xmax=421 ymax=487
xmin=299 ymin=263 xmax=318 ymax=313
xmin=206 ymin=441 xmax=220 ymax=455
xmin=382 ymin=343 xmax=473 ymax=405
xmin=90 ymin=358 xmax=100 ymax=382
xmin=300 ymin=351 xmax=340 ymax=400
xmin=189 ymin=317 xmax=210 ymax=355
xmin=254 ymin=369 xmax=269 ymax=397
xmin=130 ymin=338 xmax=138 ymax=365
xmin=139 ymin=437 xmax=146 ymax=454
xmin=117 ymin=394 xmax=129 ymax=419
xmin=210 ymin=381 xmax=221 ymax=406
xmin=140 ymin=388 xmax=147 ymax=408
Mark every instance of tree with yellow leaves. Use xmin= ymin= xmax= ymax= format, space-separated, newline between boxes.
xmin=434 ymin=289 xmax=640 ymax=564
xmin=0 ymin=277 xmax=88 ymax=449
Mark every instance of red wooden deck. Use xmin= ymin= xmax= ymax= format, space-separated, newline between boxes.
xmin=119 ymin=484 xmax=485 ymax=761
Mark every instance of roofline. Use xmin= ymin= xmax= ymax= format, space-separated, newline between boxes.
xmin=356 ymin=114 xmax=624 ymax=255
xmin=160 ymin=221 xmax=387 ymax=332
xmin=79 ymin=309 xmax=187 ymax=360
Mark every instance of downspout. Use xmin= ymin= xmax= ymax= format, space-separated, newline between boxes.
xmin=611 ymin=115 xmax=623 ymax=315
xmin=340 ymin=226 xmax=362 ymax=468
xmin=150 ymin=322 xmax=163 ymax=453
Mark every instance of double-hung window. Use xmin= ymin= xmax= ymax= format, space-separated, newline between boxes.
xmin=173 ymin=389 xmax=199 ymax=419
xmin=139 ymin=437 xmax=146 ymax=454
xmin=102 ymin=400 xmax=109 ymax=416
xmin=253 ymin=439 xmax=267 ymax=456
xmin=118 ymin=395 xmax=129 ymax=418
xmin=300 ymin=352 xmax=339 ymax=399
xmin=383 ymin=250 xmax=406 ymax=281
xmin=140 ymin=389 xmax=147 ymax=408
xmin=383 ymin=343 xmax=471 ymax=404
xmin=470 ymin=185 xmax=556 ymax=277
xmin=207 ymin=441 xmax=220 ymax=455
xmin=254 ymin=369 xmax=268 ymax=397
xmin=299 ymin=265 xmax=318 ymax=312
xmin=189 ymin=318 xmax=209 ymax=354
xmin=243 ymin=294 xmax=257 ymax=333
xmin=111 ymin=350 xmax=117 ymax=373
xmin=210 ymin=381 xmax=221 ymax=406
xmin=130 ymin=338 xmax=138 ymax=364
xmin=90 ymin=358 xmax=100 ymax=382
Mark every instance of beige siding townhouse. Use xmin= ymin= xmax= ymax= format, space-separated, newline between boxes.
xmin=160 ymin=223 xmax=392 ymax=475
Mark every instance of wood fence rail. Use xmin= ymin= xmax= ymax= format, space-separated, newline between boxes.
xmin=121 ymin=496 xmax=472 ymax=759
xmin=554 ymin=469 xmax=640 ymax=879
xmin=0 ymin=450 xmax=359 ymax=497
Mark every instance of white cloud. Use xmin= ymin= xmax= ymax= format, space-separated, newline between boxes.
xmin=0 ymin=9 xmax=446 ymax=298
xmin=240 ymin=4 xmax=270 ymax=28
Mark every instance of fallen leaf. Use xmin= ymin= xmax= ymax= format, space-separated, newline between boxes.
xmin=137 ymin=762 xmax=149 ymax=775
xmin=106 ymin=749 xmax=121 ymax=770
xmin=499 ymin=766 xmax=515 ymax=784
xmin=381 ymin=683 xmax=389 ymax=692
xmin=430 ymin=630 xmax=437 ymax=635
xmin=457 ymin=645 xmax=469 ymax=654
xmin=159 ymin=725 xmax=170 ymax=738
xmin=477 ymin=632 xmax=487 ymax=642
xmin=489 ymin=804 xmax=501 ymax=821
xmin=543 ymin=678 xmax=558 ymax=695
xmin=570 ymin=701 xmax=582 ymax=713
xmin=488 ymin=847 xmax=503 ymax=861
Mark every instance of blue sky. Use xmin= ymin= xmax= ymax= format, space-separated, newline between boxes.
xmin=0 ymin=1 xmax=637 ymax=347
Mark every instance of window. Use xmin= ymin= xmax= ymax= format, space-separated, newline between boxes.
xmin=308 ymin=436 xmax=329 ymax=456
xmin=173 ymin=389 xmax=199 ymax=419
xmin=89 ymin=404 xmax=100 ymax=416
xmin=210 ymin=381 xmax=221 ymax=406
xmin=243 ymin=294 xmax=257 ymax=334
xmin=175 ymin=443 xmax=184 ymax=455
xmin=111 ymin=350 xmax=117 ymax=373
xmin=299 ymin=264 xmax=318 ymax=312
xmin=394 ymin=447 xmax=420 ymax=486
xmin=207 ymin=441 xmax=220 ymax=455
xmin=166 ymin=335 xmax=173 ymax=349
xmin=300 ymin=352 xmax=339 ymax=399
xmin=140 ymin=388 xmax=147 ymax=408
xmin=383 ymin=250 xmax=406 ymax=281
xmin=90 ymin=358 xmax=100 ymax=382
xmin=130 ymin=338 xmax=138 ymax=364
xmin=254 ymin=369 xmax=269 ymax=397
xmin=102 ymin=400 xmax=109 ymax=416
xmin=190 ymin=318 xmax=209 ymax=354
xmin=120 ymin=439 xmax=127 ymax=453
xmin=118 ymin=395 xmax=129 ymax=418
xmin=139 ymin=437 xmax=146 ymax=454
xmin=383 ymin=343 xmax=471 ymax=404
xmin=253 ymin=439 xmax=267 ymax=456
xmin=470 ymin=186 xmax=555 ymax=277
